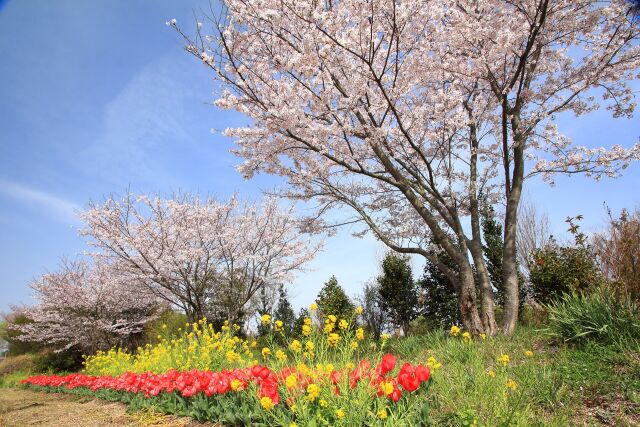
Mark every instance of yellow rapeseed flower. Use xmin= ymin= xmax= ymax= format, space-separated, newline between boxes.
xmin=427 ymin=356 xmax=442 ymax=370
xmin=319 ymin=399 xmax=328 ymax=407
xmin=261 ymin=347 xmax=271 ymax=358
xmin=462 ymin=331 xmax=471 ymax=341
xmin=356 ymin=327 xmax=365 ymax=341
xmin=324 ymin=322 xmax=335 ymax=333
xmin=285 ymin=373 xmax=298 ymax=388
xmin=261 ymin=314 xmax=271 ymax=325
xmin=480 ymin=333 xmax=487 ymax=340
xmin=339 ymin=319 xmax=349 ymax=330
xmin=305 ymin=340 xmax=314 ymax=351
xmin=260 ymin=396 xmax=275 ymax=410
xmin=524 ymin=350 xmax=534 ymax=357
xmin=498 ymin=354 xmax=510 ymax=366
xmin=274 ymin=320 xmax=284 ymax=332
xmin=336 ymin=408 xmax=346 ymax=419
xmin=309 ymin=303 xmax=318 ymax=311
xmin=355 ymin=306 xmax=363 ymax=315
xmin=505 ymin=378 xmax=518 ymax=390
xmin=276 ymin=349 xmax=287 ymax=361
xmin=327 ymin=333 xmax=341 ymax=347
xmin=351 ymin=341 xmax=358 ymax=350
xmin=381 ymin=333 xmax=391 ymax=341
xmin=377 ymin=408 xmax=387 ymax=419
xmin=380 ymin=380 xmax=394 ymax=396
xmin=450 ymin=325 xmax=461 ymax=336
xmin=230 ymin=379 xmax=243 ymax=391
xmin=290 ymin=339 xmax=302 ymax=353
xmin=302 ymin=325 xmax=312 ymax=337
xmin=487 ymin=370 xmax=496 ymax=378
xmin=306 ymin=383 xmax=320 ymax=401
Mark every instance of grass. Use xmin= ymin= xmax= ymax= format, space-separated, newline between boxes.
xmin=383 ymin=326 xmax=639 ymax=426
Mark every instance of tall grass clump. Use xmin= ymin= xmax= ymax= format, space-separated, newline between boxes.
xmin=545 ymin=288 xmax=640 ymax=349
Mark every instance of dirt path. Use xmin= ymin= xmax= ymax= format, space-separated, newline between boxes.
xmin=0 ymin=388 xmax=213 ymax=427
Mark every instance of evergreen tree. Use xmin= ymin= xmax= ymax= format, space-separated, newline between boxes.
xmin=273 ymin=286 xmax=296 ymax=336
xmin=316 ymin=276 xmax=354 ymax=322
xmin=357 ymin=282 xmax=387 ymax=340
xmin=416 ymin=255 xmax=460 ymax=328
xmin=377 ymin=252 xmax=418 ymax=335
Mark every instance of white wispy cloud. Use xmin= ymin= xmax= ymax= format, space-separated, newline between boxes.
xmin=79 ymin=54 xmax=196 ymax=186
xmin=0 ymin=179 xmax=81 ymax=223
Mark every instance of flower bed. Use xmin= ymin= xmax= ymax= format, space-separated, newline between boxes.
xmin=22 ymin=354 xmax=432 ymax=426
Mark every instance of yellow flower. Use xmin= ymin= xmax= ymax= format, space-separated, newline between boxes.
xmin=309 ymin=303 xmax=318 ymax=311
xmin=230 ymin=379 xmax=243 ymax=391
xmin=327 ymin=333 xmax=341 ymax=347
xmin=319 ymin=399 xmax=328 ymax=407
xmin=302 ymin=325 xmax=312 ymax=337
xmin=427 ymin=356 xmax=442 ymax=370
xmin=306 ymin=383 xmax=320 ymax=401
xmin=498 ymin=354 xmax=510 ymax=366
xmin=380 ymin=380 xmax=394 ymax=396
xmin=274 ymin=320 xmax=284 ymax=332
xmin=450 ymin=325 xmax=461 ymax=336
xmin=325 ymin=363 xmax=334 ymax=373
xmin=261 ymin=347 xmax=271 ymax=358
xmin=303 ymin=317 xmax=312 ymax=326
xmin=327 ymin=314 xmax=337 ymax=323
xmin=377 ymin=408 xmax=387 ymax=419
xmin=285 ymin=373 xmax=298 ymax=388
xmin=336 ymin=408 xmax=346 ymax=419
xmin=261 ymin=314 xmax=271 ymax=325
xmin=260 ymin=396 xmax=275 ymax=410
xmin=381 ymin=333 xmax=391 ymax=341
xmin=462 ymin=331 xmax=471 ymax=341
xmin=480 ymin=333 xmax=487 ymax=340
xmin=356 ymin=327 xmax=365 ymax=341
xmin=276 ymin=349 xmax=287 ymax=361
xmin=290 ymin=339 xmax=302 ymax=353
xmin=524 ymin=350 xmax=534 ymax=358
xmin=351 ymin=341 xmax=358 ymax=350
xmin=339 ymin=319 xmax=349 ymax=330
xmin=305 ymin=340 xmax=314 ymax=351
xmin=324 ymin=322 xmax=335 ymax=333
xmin=505 ymin=378 xmax=518 ymax=391
xmin=355 ymin=306 xmax=364 ymax=315
xmin=290 ymin=424 xmax=298 ymax=427
xmin=487 ymin=370 xmax=496 ymax=378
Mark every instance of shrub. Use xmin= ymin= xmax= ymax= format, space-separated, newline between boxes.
xmin=529 ymin=242 xmax=602 ymax=305
xmin=545 ymin=288 xmax=640 ymax=349
xmin=33 ymin=349 xmax=83 ymax=373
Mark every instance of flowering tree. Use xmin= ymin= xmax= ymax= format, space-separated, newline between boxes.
xmin=172 ymin=0 xmax=640 ymax=334
xmin=80 ymin=194 xmax=320 ymax=323
xmin=15 ymin=259 xmax=159 ymax=353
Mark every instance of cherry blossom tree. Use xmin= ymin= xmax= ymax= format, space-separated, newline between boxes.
xmin=15 ymin=258 xmax=159 ymax=353
xmin=172 ymin=0 xmax=640 ymax=334
xmin=80 ymin=194 xmax=320 ymax=324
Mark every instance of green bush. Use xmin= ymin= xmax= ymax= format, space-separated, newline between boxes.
xmin=545 ymin=288 xmax=640 ymax=349
xmin=529 ymin=242 xmax=602 ymax=305
xmin=33 ymin=349 xmax=83 ymax=373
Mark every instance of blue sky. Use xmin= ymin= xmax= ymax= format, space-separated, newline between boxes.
xmin=0 ymin=0 xmax=638 ymax=314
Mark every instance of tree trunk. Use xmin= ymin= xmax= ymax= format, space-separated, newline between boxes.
xmin=457 ymin=269 xmax=485 ymax=335
xmin=502 ymin=125 xmax=526 ymax=335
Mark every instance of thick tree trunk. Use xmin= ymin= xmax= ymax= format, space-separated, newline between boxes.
xmin=457 ymin=269 xmax=485 ymax=335
xmin=502 ymin=125 xmax=526 ymax=335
